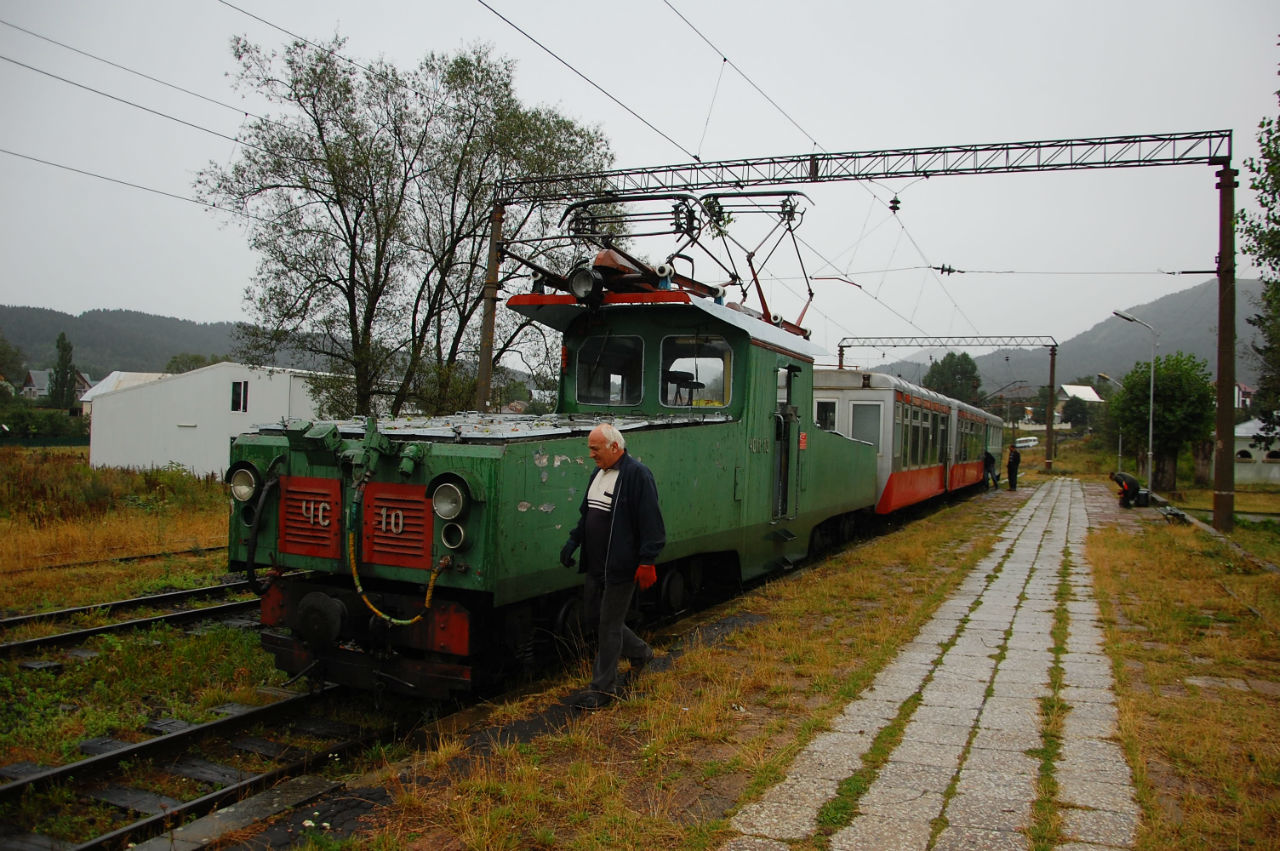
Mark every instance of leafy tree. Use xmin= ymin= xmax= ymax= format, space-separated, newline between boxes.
xmin=1109 ymin=351 xmax=1215 ymax=490
xmin=1061 ymin=396 xmax=1090 ymax=429
xmin=0 ymin=330 xmax=24 ymax=389
xmin=921 ymin=352 xmax=982 ymax=405
xmin=1241 ymin=82 xmax=1280 ymax=447
xmin=47 ymin=332 xmax=77 ymax=409
xmin=165 ymin=353 xmax=226 ymax=374
xmin=1024 ymin=385 xmax=1055 ymax=425
xmin=197 ymin=38 xmax=612 ymax=417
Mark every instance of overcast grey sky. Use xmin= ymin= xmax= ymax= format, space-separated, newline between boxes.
xmin=0 ymin=0 xmax=1275 ymax=366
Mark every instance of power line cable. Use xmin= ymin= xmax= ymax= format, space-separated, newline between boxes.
xmin=0 ymin=145 xmax=268 ymax=224
xmin=696 ymin=57 xmax=727 ymax=161
xmin=662 ymin=0 xmax=823 ymax=153
xmin=0 ymin=17 xmax=276 ymax=126
xmin=471 ymin=0 xmax=699 ymax=161
xmin=217 ymin=0 xmax=701 ymax=165
xmin=657 ymin=3 xmax=969 ymax=341
xmin=0 ymin=53 xmax=267 ymax=155
xmin=896 ymin=220 xmax=981 ymax=335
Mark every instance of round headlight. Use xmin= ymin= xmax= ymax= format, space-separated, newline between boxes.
xmin=432 ymin=482 xmax=467 ymax=520
xmin=568 ymin=266 xmax=602 ymax=300
xmin=227 ymin=464 xmax=260 ymax=503
xmin=441 ymin=522 xmax=468 ymax=550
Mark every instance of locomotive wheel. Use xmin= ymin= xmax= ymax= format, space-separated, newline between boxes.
xmin=295 ymin=591 xmax=346 ymax=650
xmin=685 ymin=562 xmax=704 ymax=597
xmin=553 ymin=596 xmax=586 ymax=647
xmin=659 ymin=569 xmax=686 ymax=614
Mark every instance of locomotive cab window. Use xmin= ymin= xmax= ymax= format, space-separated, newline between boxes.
xmin=576 ymin=335 xmax=644 ymax=406
xmin=661 ymin=335 xmax=731 ymax=408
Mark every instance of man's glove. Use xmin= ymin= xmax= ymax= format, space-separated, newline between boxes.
xmin=635 ymin=564 xmax=657 ymax=590
xmin=560 ymin=541 xmax=577 ymax=568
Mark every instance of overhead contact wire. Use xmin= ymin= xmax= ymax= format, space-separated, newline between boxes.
xmin=662 ymin=0 xmax=823 ymax=153
xmin=472 ymin=0 xmax=699 ymax=161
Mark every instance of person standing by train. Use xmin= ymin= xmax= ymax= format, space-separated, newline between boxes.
xmin=1007 ymin=444 xmax=1021 ymax=491
xmin=982 ymin=450 xmax=997 ymax=489
xmin=560 ymin=423 xmax=665 ymax=709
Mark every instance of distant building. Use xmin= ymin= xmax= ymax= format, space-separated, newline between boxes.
xmin=21 ymin=368 xmax=94 ymax=402
xmin=88 ymin=362 xmax=322 ymax=476
xmin=1057 ymin=384 xmax=1104 ymax=404
xmin=79 ymin=371 xmax=165 ymax=415
xmin=20 ymin=369 xmax=49 ymax=399
xmin=1233 ymin=419 xmax=1280 ymax=486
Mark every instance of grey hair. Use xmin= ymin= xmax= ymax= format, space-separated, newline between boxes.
xmin=595 ymin=421 xmax=625 ymax=450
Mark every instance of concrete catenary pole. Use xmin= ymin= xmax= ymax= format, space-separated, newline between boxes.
xmin=473 ymin=203 xmax=506 ymax=413
xmin=1213 ymin=164 xmax=1237 ymax=533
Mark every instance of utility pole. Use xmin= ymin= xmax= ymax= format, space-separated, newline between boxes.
xmin=473 ymin=203 xmax=505 ymax=413
xmin=1046 ymin=345 xmax=1057 ymax=471
xmin=1213 ymin=164 xmax=1237 ymax=532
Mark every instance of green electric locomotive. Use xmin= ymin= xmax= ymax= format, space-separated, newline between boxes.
xmin=225 ymin=246 xmax=879 ymax=697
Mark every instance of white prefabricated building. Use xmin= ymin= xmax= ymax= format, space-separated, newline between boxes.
xmin=89 ymin=362 xmax=320 ymax=476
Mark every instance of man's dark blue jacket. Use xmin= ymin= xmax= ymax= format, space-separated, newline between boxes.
xmin=568 ymin=451 xmax=666 ymax=585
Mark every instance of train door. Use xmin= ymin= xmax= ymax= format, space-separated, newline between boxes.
xmin=773 ymin=364 xmax=801 ymax=520
xmin=939 ymin=407 xmax=951 ymax=490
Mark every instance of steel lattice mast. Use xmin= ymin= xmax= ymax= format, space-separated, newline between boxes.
xmin=474 ymin=130 xmax=1237 ymax=532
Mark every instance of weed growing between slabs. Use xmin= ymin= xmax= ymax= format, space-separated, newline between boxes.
xmin=344 ymin=496 xmax=1012 ymax=850
xmin=1088 ymin=522 xmax=1280 ymax=850
xmin=1025 ymin=554 xmax=1072 ymax=850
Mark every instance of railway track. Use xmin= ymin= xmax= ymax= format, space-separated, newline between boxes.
xmin=4 ymin=545 xmax=227 ymax=578
xmin=0 ymin=491 xmax=987 ymax=848
xmin=0 ymin=684 xmax=410 ymax=850
xmin=0 ymin=581 xmax=267 ymax=659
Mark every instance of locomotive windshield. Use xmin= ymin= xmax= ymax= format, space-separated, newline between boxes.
xmin=577 ymin=334 xmax=644 ymax=405
xmin=661 ymin=335 xmax=731 ymax=408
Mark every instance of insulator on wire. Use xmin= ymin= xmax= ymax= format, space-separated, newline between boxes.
xmin=889 ymin=196 xmax=900 ymax=213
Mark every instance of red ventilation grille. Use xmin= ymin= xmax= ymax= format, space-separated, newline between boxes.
xmin=362 ymin=482 xmax=432 ymax=570
xmin=278 ymin=476 xmax=342 ymax=559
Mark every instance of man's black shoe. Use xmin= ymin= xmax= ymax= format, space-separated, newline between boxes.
xmin=629 ymin=649 xmax=655 ymax=674
xmin=571 ymin=690 xmax=615 ymax=710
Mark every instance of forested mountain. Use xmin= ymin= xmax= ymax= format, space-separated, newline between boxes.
xmin=877 ymin=278 xmax=1265 ymax=394
xmin=0 ymin=306 xmax=238 ymax=378
xmin=1 ymin=277 xmax=1267 ymax=392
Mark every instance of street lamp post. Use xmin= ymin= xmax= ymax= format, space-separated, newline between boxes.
xmin=1113 ymin=310 xmax=1157 ymax=484
xmin=1097 ymin=372 xmax=1122 ymax=472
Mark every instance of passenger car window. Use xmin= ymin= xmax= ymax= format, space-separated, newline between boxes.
xmin=815 ymin=400 xmax=836 ymax=431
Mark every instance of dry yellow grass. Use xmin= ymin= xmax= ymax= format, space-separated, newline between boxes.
xmin=1088 ymin=523 xmax=1280 ymax=850
xmin=0 ymin=506 xmax=226 ymax=574
xmin=331 ymin=496 xmax=1011 ymax=850
xmin=0 ymin=501 xmax=230 ymax=617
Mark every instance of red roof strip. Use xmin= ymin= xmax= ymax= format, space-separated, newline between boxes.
xmin=507 ymin=291 xmax=692 ymax=308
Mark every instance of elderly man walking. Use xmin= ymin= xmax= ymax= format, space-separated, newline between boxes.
xmin=560 ymin=423 xmax=665 ymax=709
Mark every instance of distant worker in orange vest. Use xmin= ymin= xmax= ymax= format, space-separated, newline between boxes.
xmin=1110 ymin=470 xmax=1140 ymax=508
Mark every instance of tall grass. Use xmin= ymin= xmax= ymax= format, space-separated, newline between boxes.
xmin=0 ymin=447 xmax=222 ymax=526
xmin=0 ymin=448 xmax=227 ymax=574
